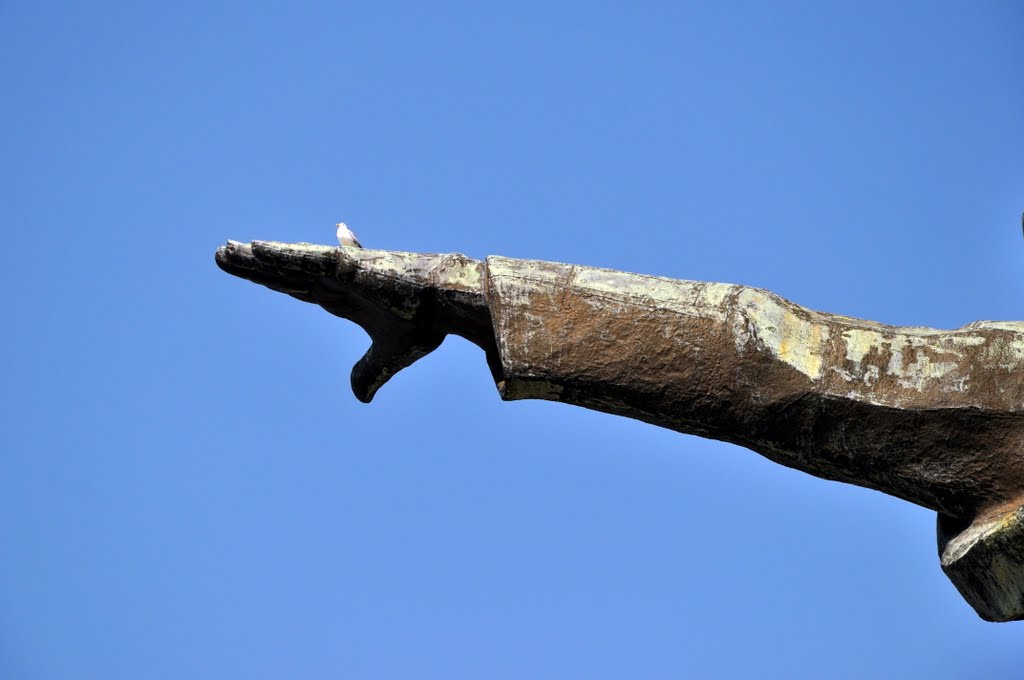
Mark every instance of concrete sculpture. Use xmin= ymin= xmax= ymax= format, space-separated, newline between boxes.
xmin=217 ymin=239 xmax=1024 ymax=621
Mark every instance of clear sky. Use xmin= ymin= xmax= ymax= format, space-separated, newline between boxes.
xmin=2 ymin=1 xmax=1023 ymax=678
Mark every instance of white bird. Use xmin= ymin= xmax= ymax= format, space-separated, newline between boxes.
xmin=336 ymin=222 xmax=363 ymax=248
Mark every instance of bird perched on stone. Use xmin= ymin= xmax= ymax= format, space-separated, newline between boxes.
xmin=336 ymin=222 xmax=363 ymax=248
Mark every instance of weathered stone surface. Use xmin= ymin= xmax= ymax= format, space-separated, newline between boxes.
xmin=216 ymin=240 xmax=1024 ymax=621
xmin=485 ymin=256 xmax=1024 ymax=521
xmin=940 ymin=506 xmax=1024 ymax=621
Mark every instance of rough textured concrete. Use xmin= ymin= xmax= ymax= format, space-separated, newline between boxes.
xmin=216 ymin=240 xmax=1024 ymax=622
xmin=940 ymin=505 xmax=1024 ymax=621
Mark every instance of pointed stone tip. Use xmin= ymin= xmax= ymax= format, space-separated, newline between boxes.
xmin=215 ymin=240 xmax=256 ymax=275
xmin=214 ymin=243 xmax=231 ymax=269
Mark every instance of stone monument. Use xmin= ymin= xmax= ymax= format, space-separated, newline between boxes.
xmin=217 ymin=239 xmax=1024 ymax=622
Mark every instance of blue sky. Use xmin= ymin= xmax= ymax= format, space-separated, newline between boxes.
xmin=2 ymin=1 xmax=1023 ymax=678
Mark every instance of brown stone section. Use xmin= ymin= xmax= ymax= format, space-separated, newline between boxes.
xmin=217 ymin=240 xmax=1024 ymax=621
